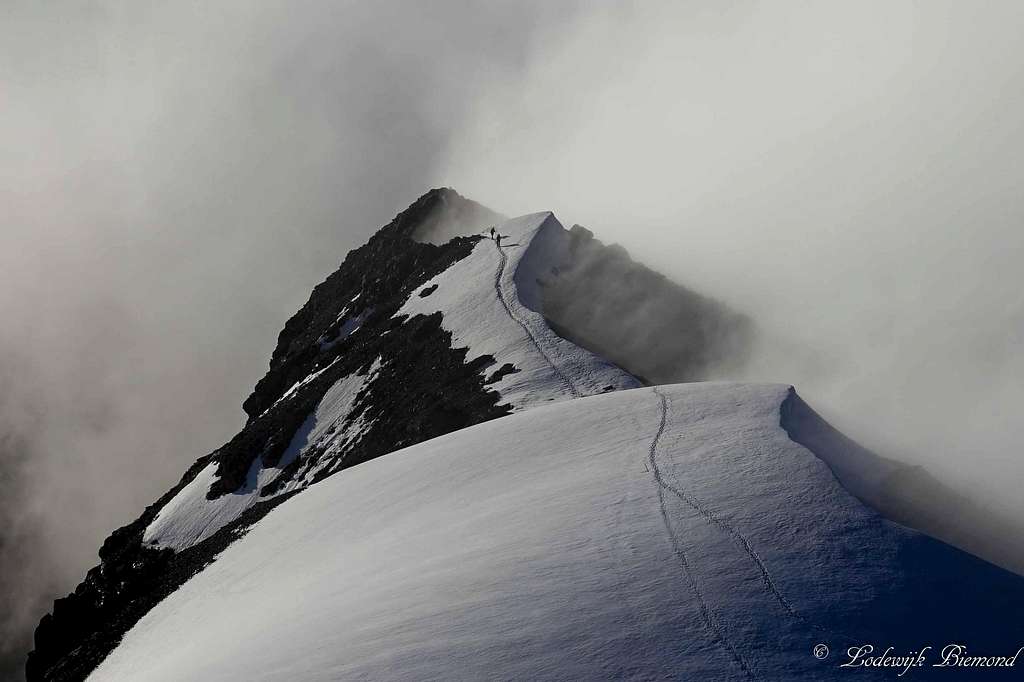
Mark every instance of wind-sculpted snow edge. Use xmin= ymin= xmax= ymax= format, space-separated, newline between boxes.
xmin=781 ymin=387 xmax=1024 ymax=576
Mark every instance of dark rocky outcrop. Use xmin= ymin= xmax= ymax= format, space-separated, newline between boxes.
xmin=241 ymin=187 xmax=498 ymax=425
xmin=485 ymin=362 xmax=519 ymax=385
xmin=26 ymin=188 xmax=509 ymax=681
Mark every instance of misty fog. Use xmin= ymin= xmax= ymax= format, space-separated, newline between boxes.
xmin=441 ymin=1 xmax=1024 ymax=544
xmin=0 ymin=1 xmax=581 ymax=674
xmin=3 ymin=0 xmax=1024 ymax=676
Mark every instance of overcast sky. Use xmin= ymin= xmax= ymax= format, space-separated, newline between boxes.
xmin=3 ymin=1 xmax=1023 ymax=675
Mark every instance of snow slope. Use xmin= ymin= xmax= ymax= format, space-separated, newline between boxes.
xmin=143 ymin=357 xmax=382 ymax=550
xmin=91 ymin=383 xmax=1024 ymax=681
xmin=398 ymin=212 xmax=640 ymax=409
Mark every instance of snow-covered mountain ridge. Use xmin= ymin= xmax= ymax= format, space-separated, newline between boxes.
xmin=27 ymin=189 xmax=749 ymax=679
xmin=138 ymin=211 xmax=638 ymax=553
xmin=27 ymin=188 xmax=1022 ymax=680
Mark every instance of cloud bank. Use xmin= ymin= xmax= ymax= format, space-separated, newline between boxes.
xmin=441 ymin=0 xmax=1024 ymax=528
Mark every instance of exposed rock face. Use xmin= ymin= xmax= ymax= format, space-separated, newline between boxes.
xmin=240 ymin=187 xmax=501 ymax=425
xmin=26 ymin=188 xmax=509 ymax=681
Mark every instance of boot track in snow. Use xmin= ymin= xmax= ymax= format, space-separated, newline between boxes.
xmin=647 ymin=387 xmax=756 ymax=680
xmin=492 ymin=240 xmax=582 ymax=398
xmin=647 ymin=386 xmax=859 ymax=671
xmin=652 ymin=389 xmax=800 ymax=621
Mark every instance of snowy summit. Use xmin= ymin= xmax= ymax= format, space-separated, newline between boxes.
xmin=28 ymin=190 xmax=1024 ymax=681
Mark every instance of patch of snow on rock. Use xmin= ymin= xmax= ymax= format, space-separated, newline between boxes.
xmin=143 ymin=358 xmax=382 ymax=551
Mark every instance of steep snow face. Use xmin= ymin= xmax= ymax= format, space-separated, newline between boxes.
xmin=143 ymin=358 xmax=382 ymax=550
xmin=92 ymin=383 xmax=1024 ymax=681
xmin=397 ymin=212 xmax=640 ymax=410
